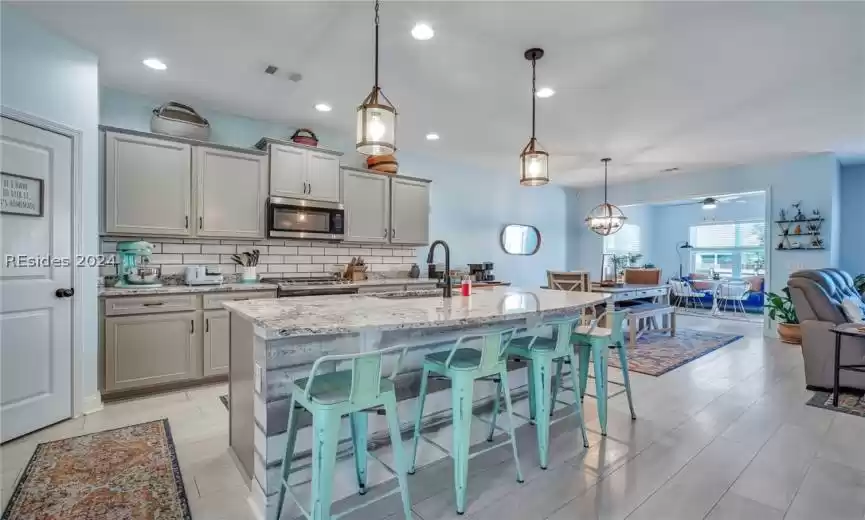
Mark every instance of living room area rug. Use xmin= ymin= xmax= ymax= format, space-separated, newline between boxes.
xmin=2 ymin=419 xmax=191 ymax=520
xmin=806 ymin=390 xmax=865 ymax=418
xmin=607 ymin=328 xmax=744 ymax=377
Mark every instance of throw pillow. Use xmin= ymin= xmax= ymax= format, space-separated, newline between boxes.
xmin=840 ymin=297 xmax=865 ymax=323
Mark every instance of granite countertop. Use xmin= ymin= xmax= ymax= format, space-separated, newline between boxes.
xmin=99 ymin=282 xmax=278 ymax=297
xmin=223 ymin=286 xmax=609 ymax=338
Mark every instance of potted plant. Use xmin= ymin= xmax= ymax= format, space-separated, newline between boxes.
xmin=766 ymin=287 xmax=800 ymax=344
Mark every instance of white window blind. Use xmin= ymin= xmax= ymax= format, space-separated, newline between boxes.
xmin=689 ymin=221 xmax=765 ymax=249
xmin=603 ymin=224 xmax=641 ymax=254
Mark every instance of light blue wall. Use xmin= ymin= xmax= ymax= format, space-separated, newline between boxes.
xmin=566 ymin=154 xmax=840 ymax=294
xmin=99 ymin=88 xmax=568 ymax=288
xmin=839 ymin=164 xmax=865 ymax=276
xmin=1 ymin=6 xmax=101 ymax=408
xmin=651 ymin=193 xmax=766 ymax=280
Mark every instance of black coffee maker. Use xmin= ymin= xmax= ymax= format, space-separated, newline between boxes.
xmin=468 ymin=262 xmax=495 ymax=282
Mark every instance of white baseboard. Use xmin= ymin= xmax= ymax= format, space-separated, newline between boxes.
xmin=82 ymin=392 xmax=104 ymax=414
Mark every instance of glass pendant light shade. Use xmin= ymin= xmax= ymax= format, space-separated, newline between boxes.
xmin=585 ymin=157 xmax=627 ymax=236
xmin=586 ymin=203 xmax=627 ymax=236
xmin=356 ymin=87 xmax=396 ymax=155
xmin=520 ymin=139 xmax=549 ymax=186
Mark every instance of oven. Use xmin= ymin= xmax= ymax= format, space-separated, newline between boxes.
xmin=267 ymin=197 xmax=345 ymax=241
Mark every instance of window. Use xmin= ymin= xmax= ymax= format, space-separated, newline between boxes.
xmin=603 ymin=223 xmax=641 ymax=254
xmin=689 ymin=221 xmax=766 ymax=278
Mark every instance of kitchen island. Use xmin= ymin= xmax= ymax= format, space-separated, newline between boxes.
xmin=223 ymin=286 xmax=608 ymax=520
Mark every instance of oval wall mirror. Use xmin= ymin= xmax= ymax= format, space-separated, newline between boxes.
xmin=501 ymin=224 xmax=541 ymax=255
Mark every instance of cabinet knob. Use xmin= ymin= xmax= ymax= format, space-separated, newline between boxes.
xmin=55 ymin=288 xmax=74 ymax=298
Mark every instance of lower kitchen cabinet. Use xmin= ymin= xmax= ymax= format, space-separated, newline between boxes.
xmin=104 ymin=311 xmax=202 ymax=392
xmin=203 ymin=310 xmax=230 ymax=377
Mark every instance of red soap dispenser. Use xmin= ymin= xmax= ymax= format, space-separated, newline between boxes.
xmin=461 ymin=275 xmax=472 ymax=297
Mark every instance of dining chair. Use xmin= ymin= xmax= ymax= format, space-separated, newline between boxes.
xmin=546 ymin=270 xmax=590 ymax=292
xmin=409 ymin=328 xmax=524 ymax=515
xmin=715 ymin=280 xmax=751 ymax=316
xmin=491 ymin=316 xmax=590 ymax=470
xmin=275 ymin=345 xmax=412 ymax=520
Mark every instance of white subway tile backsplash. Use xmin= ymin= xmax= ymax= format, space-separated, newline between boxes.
xmin=160 ymin=265 xmax=188 ymax=275
xmin=298 ymin=247 xmax=324 ymax=255
xmin=382 ymin=257 xmax=405 ymax=264
xmin=370 ymin=249 xmax=392 ymax=256
xmin=350 ymin=248 xmax=372 ymax=256
xmin=269 ymin=264 xmax=298 ymax=273
xmin=269 ymin=246 xmax=298 ymax=255
xmin=312 ymin=256 xmax=332 ymax=264
xmin=149 ymin=254 xmax=183 ymax=264
xmin=394 ymin=249 xmax=416 ymax=257
xmin=338 ymin=256 xmax=355 ymax=263
xmin=296 ymin=264 xmax=323 ymax=273
xmin=282 ymin=256 xmax=312 ymax=264
xmin=184 ymin=238 xmax=222 ymax=244
xmin=163 ymin=244 xmax=202 ymax=254
xmin=221 ymin=240 xmax=257 ymax=245
xmin=202 ymin=244 xmax=237 ymax=254
xmin=182 ymin=254 xmax=219 ymax=264
xmin=258 ymin=255 xmax=284 ymax=264
xmin=363 ymin=256 xmax=383 ymax=264
xmin=102 ymin=241 xmax=117 ymax=253
xmin=324 ymin=248 xmax=342 ymax=256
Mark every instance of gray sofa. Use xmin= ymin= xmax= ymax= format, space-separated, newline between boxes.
xmin=787 ymin=268 xmax=865 ymax=391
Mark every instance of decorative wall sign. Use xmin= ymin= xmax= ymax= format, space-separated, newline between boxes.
xmin=1 ymin=172 xmax=43 ymax=217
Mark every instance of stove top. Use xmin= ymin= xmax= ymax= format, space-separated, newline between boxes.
xmin=262 ymin=276 xmax=356 ymax=296
xmin=262 ymin=276 xmax=350 ymax=287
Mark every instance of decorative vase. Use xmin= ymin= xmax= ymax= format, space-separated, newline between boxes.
xmin=241 ymin=266 xmax=257 ymax=282
xmin=777 ymin=323 xmax=801 ymax=345
xmin=408 ymin=263 xmax=420 ymax=279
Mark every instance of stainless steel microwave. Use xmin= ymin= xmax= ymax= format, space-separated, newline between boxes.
xmin=267 ymin=197 xmax=345 ymax=241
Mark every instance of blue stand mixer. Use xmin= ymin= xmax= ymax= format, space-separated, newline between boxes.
xmin=115 ymin=241 xmax=162 ymax=288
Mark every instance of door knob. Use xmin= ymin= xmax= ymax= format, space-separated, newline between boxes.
xmin=55 ymin=288 xmax=74 ymax=298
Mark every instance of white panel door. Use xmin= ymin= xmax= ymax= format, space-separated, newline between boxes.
xmin=390 ymin=178 xmax=430 ymax=245
xmin=104 ymin=131 xmax=192 ymax=236
xmin=343 ymin=169 xmax=389 ymax=243
xmin=269 ymin=144 xmax=307 ymax=198
xmin=306 ymin=151 xmax=341 ymax=202
xmin=195 ymin=147 xmax=267 ymax=238
xmin=1 ymin=116 xmax=73 ymax=442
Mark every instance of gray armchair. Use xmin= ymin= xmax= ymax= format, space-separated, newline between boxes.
xmin=787 ymin=268 xmax=865 ymax=390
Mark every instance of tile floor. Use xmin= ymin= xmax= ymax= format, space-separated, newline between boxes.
xmin=2 ymin=315 xmax=865 ymax=520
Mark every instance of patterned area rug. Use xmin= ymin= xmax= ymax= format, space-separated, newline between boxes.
xmin=2 ymin=419 xmax=191 ymax=520
xmin=607 ymin=328 xmax=744 ymax=377
xmin=219 ymin=394 xmax=229 ymax=410
xmin=806 ymin=391 xmax=865 ymax=418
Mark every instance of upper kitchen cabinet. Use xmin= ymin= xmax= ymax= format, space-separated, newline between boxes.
xmin=104 ymin=131 xmax=192 ymax=236
xmin=195 ymin=147 xmax=267 ymax=238
xmin=390 ymin=176 xmax=431 ymax=245
xmin=343 ymin=167 xmax=390 ymax=243
xmin=257 ymin=138 xmax=343 ymax=203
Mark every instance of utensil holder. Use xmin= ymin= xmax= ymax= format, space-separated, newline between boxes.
xmin=241 ymin=266 xmax=257 ymax=282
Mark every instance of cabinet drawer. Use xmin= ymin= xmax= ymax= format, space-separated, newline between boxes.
xmin=104 ymin=294 xmax=198 ymax=316
xmin=203 ymin=290 xmax=276 ymax=309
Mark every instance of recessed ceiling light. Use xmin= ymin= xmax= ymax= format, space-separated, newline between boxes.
xmin=314 ymin=103 xmax=332 ymax=112
xmin=425 ymin=133 xmax=440 ymax=141
xmin=142 ymin=58 xmax=167 ymax=71
xmin=536 ymin=87 xmax=555 ymax=98
xmin=411 ymin=23 xmax=435 ymax=40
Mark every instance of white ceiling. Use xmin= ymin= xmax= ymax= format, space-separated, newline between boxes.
xmin=15 ymin=1 xmax=865 ymax=187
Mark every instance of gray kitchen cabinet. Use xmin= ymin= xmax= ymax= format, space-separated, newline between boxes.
xmin=203 ymin=310 xmax=229 ymax=377
xmin=343 ymin=167 xmax=390 ymax=243
xmin=195 ymin=147 xmax=267 ymax=238
xmin=265 ymin=140 xmax=342 ymax=202
xmin=306 ymin=151 xmax=341 ymax=203
xmin=104 ymin=131 xmax=192 ymax=236
xmin=104 ymin=311 xmax=202 ymax=391
xmin=269 ymin=143 xmax=307 ymax=199
xmin=390 ymin=177 xmax=431 ymax=245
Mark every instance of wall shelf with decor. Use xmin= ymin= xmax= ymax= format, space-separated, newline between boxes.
xmin=775 ymin=202 xmax=824 ymax=251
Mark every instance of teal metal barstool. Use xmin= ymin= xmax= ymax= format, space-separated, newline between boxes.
xmin=275 ymin=345 xmax=412 ymax=520
xmin=551 ymin=309 xmax=636 ymax=436
xmin=492 ymin=316 xmax=590 ymax=470
xmin=409 ymin=328 xmax=524 ymax=515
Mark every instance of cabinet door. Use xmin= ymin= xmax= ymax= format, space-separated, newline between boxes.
xmin=306 ymin=151 xmax=341 ymax=202
xmin=104 ymin=131 xmax=192 ymax=236
xmin=269 ymin=144 xmax=307 ymax=198
xmin=203 ymin=310 xmax=229 ymax=377
xmin=343 ymin=169 xmax=389 ymax=243
xmin=195 ymin=147 xmax=267 ymax=238
xmin=104 ymin=311 xmax=202 ymax=391
xmin=390 ymin=178 xmax=430 ymax=245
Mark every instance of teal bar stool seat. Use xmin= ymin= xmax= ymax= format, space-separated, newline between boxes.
xmin=551 ymin=309 xmax=635 ymax=436
xmin=409 ymin=328 xmax=524 ymax=515
xmin=492 ymin=316 xmax=590 ymax=470
xmin=275 ymin=345 xmax=412 ymax=520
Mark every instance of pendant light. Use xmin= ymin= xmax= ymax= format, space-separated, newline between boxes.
xmin=356 ymin=0 xmax=397 ymax=156
xmin=520 ymin=48 xmax=549 ymax=186
xmin=702 ymin=197 xmax=718 ymax=210
xmin=585 ymin=158 xmax=627 ymax=236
